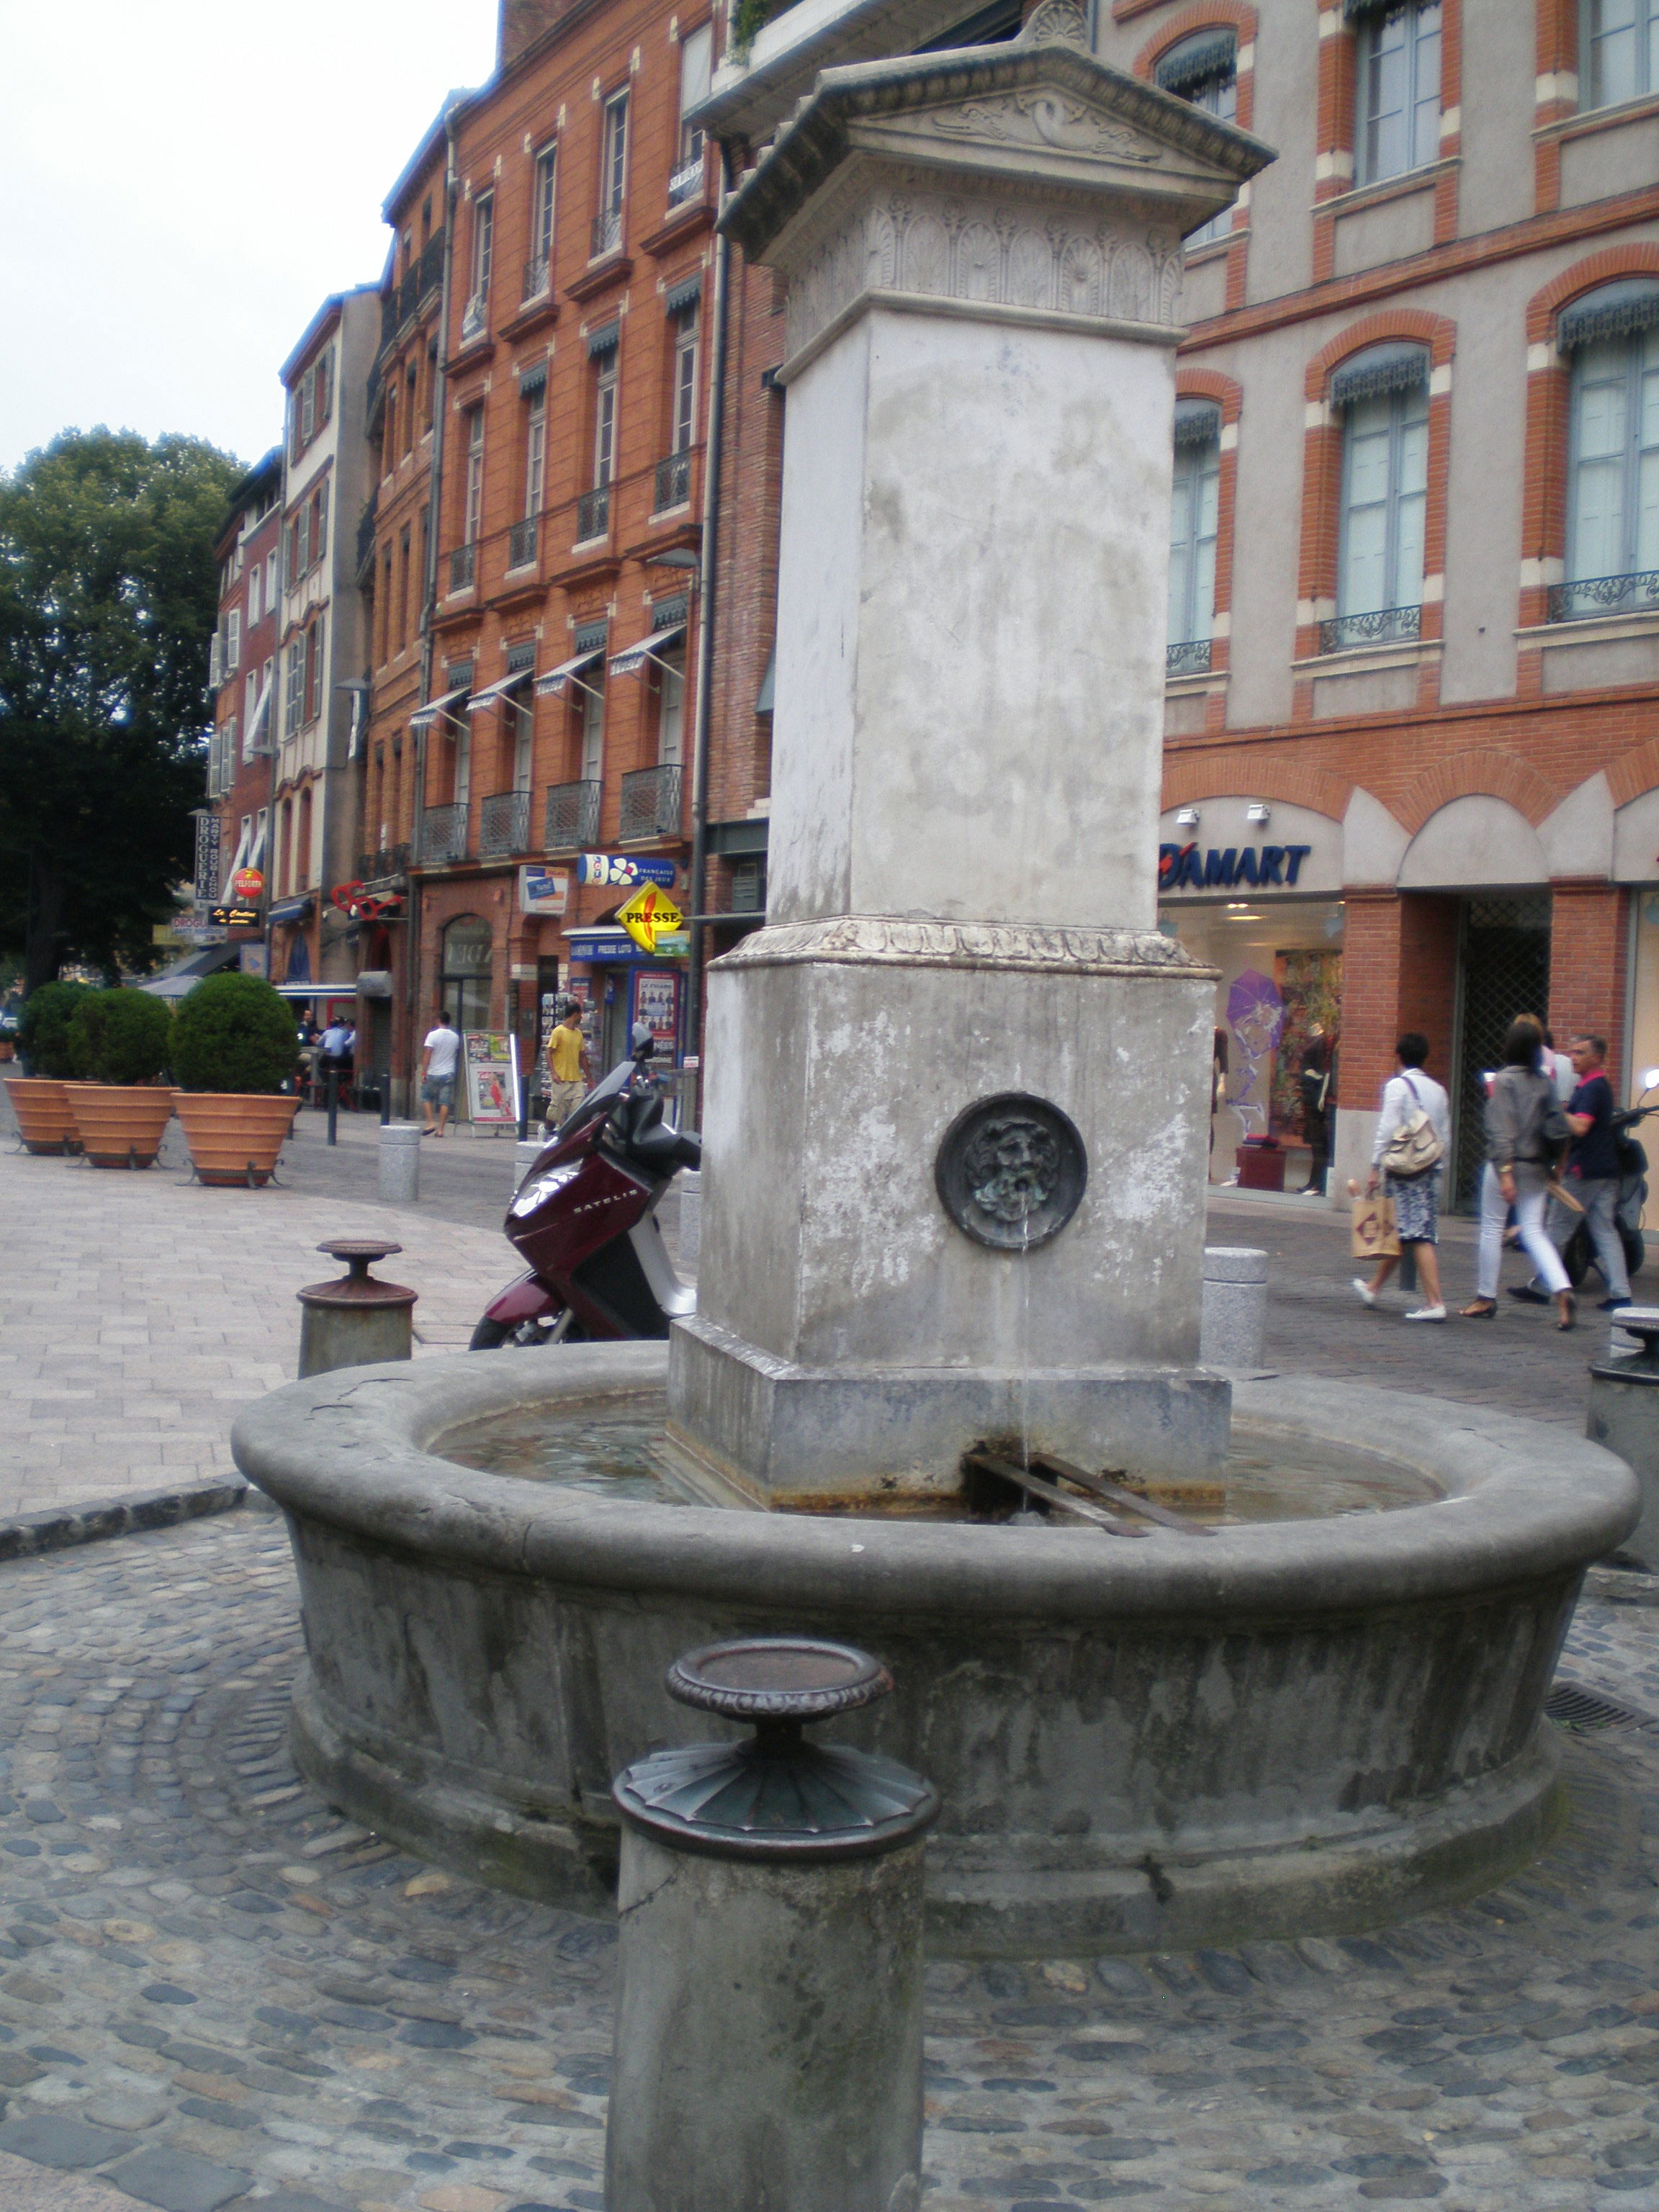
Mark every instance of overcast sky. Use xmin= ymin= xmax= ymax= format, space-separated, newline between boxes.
xmin=0 ymin=0 xmax=498 ymax=478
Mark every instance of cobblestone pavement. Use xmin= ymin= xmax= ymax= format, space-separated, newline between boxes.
xmin=0 ymin=1516 xmax=1656 ymax=2211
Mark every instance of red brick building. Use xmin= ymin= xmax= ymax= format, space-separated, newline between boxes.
xmin=204 ymin=449 xmax=284 ymax=976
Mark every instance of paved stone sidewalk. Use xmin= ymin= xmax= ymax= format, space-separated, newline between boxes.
xmin=0 ymin=1120 xmax=513 ymax=1522
xmin=0 ymin=1513 xmax=1655 ymax=2211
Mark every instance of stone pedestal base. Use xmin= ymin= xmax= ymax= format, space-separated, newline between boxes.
xmin=663 ymin=1310 xmax=1229 ymax=1505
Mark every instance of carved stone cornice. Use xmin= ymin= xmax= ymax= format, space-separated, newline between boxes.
xmin=715 ymin=913 xmax=1218 ymax=979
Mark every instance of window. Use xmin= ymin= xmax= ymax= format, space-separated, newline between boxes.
xmin=595 ymin=89 xmax=629 ymax=256
xmin=405 ymin=362 xmax=418 ymax=457
xmin=531 ymin=144 xmax=558 ymax=286
xmin=278 ymin=801 xmax=294 ymax=898
xmin=251 ymin=806 xmax=269 ymax=871
xmin=657 ymin=651 xmax=685 ymax=766
xmin=508 ymin=647 xmax=537 ymax=793
xmin=525 ymin=387 xmax=547 ymax=518
xmin=226 ymin=606 xmax=241 ymax=674
xmin=398 ymin=527 xmax=412 ymax=653
xmin=1168 ymin=402 xmax=1220 ymax=670
xmin=1334 ymin=346 xmax=1429 ymax=644
xmin=1563 ymin=286 xmax=1659 ymax=616
xmin=310 ymin=480 xmax=328 ymax=570
xmin=305 ymin=618 xmax=327 ymax=724
xmin=266 ymin=552 xmax=278 ymax=613
xmin=1583 ymin=0 xmax=1659 ymax=109
xmin=673 ymin=26 xmax=711 ymax=199
xmin=593 ymin=355 xmax=618 ymax=490
xmin=289 ymin=348 xmax=333 ymax=459
xmin=247 ymin=564 xmax=261 ymax=628
xmin=580 ymin=672 xmax=605 ymax=784
xmin=284 ymin=642 xmax=305 ymax=737
xmin=1155 ymin=31 xmax=1236 ymax=247
xmin=464 ymin=408 xmax=485 ymax=547
xmin=673 ymin=307 xmax=698 ymax=454
xmin=464 ymin=194 xmax=494 ymax=338
xmin=1354 ymin=1 xmax=1441 ymax=186
xmin=244 ymin=670 xmax=259 ymax=730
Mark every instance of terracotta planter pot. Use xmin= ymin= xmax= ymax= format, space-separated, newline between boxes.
xmin=63 ymin=1084 xmax=176 ymax=1169
xmin=4 ymin=1076 xmax=83 ymax=1156
xmin=172 ymin=1092 xmax=299 ymax=1188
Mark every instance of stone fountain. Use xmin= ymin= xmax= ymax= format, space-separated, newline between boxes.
xmin=233 ymin=6 xmax=1638 ymax=1956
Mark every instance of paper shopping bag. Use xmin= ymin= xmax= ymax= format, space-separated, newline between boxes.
xmin=1351 ymin=1193 xmax=1400 ymax=1259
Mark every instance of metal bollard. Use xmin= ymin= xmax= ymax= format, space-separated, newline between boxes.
xmin=379 ymin=1120 xmax=422 ymax=1205
xmin=295 ymin=1239 xmax=417 ymax=1379
xmin=1200 ymin=1246 xmax=1268 ymax=1371
xmin=606 ymin=1637 xmax=937 ymax=2212
xmin=1586 ymin=1305 xmax=1659 ymax=1569
xmin=678 ymin=1167 xmax=701 ymax=1273
xmin=325 ymin=1069 xmax=338 ymax=1146
xmin=379 ymin=1075 xmax=392 ymax=1128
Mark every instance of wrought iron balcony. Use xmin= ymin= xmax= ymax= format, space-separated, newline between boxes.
xmin=480 ymin=789 xmax=533 ymax=858
xmin=667 ymin=153 xmax=705 ymax=207
xmin=522 ymin=257 xmax=551 ymax=302
xmin=576 ymin=485 xmax=610 ymax=542
xmin=356 ymin=843 xmax=411 ymax=886
xmin=619 ymin=763 xmax=683 ymax=842
xmin=379 ymin=293 xmax=399 ymax=349
xmin=545 ymin=779 xmax=602 ymax=852
xmin=1166 ymin=638 xmax=1211 ymax=678
xmin=449 ymin=542 xmax=476 ymax=593
xmin=421 ymin=804 xmax=469 ymax=866
xmin=508 ymin=517 xmax=538 ymax=571
xmin=1319 ymin=603 xmax=1421 ymax=655
xmin=654 ymin=451 xmax=693 ymax=513
xmin=418 ymin=233 xmax=445 ymax=302
xmin=1548 ymin=570 xmax=1659 ymax=624
xmin=590 ymin=207 xmax=623 ymax=260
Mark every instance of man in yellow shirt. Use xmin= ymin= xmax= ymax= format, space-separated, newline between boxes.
xmin=544 ymin=1002 xmax=590 ymax=1133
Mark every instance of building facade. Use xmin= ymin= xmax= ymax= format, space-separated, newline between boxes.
xmin=204 ymin=450 xmax=284 ymax=968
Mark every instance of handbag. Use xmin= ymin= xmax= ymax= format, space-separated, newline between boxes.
xmin=1352 ymin=1192 xmax=1400 ymax=1259
xmin=1378 ymin=1074 xmax=1444 ymax=1180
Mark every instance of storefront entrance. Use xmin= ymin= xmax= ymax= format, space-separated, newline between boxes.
xmin=1450 ymin=894 xmax=1552 ymax=1207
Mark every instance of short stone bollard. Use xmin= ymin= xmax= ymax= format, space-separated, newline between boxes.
xmin=378 ymin=1120 xmax=422 ymax=1205
xmin=677 ymin=1166 xmax=701 ymax=1272
xmin=1587 ymin=1305 xmax=1659 ymax=1568
xmin=606 ymin=1636 xmax=938 ymax=2212
xmin=1201 ymin=1245 xmax=1268 ymax=1370
xmin=296 ymin=1239 xmax=418 ymax=1380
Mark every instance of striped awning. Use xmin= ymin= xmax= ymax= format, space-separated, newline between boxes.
xmin=610 ymin=622 xmax=686 ymax=679
xmin=410 ymin=681 xmax=472 ymax=733
xmin=466 ymin=668 xmax=535 ymax=714
xmin=535 ymin=647 xmax=606 ymax=700
xmin=1557 ymin=281 xmax=1659 ymax=352
xmin=1329 ymin=343 xmax=1429 ymax=408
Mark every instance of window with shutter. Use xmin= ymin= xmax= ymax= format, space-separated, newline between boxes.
xmin=285 ymin=642 xmax=305 ymax=736
xmin=315 ymin=481 xmax=329 ymax=564
xmin=227 ymin=608 xmax=241 ymax=674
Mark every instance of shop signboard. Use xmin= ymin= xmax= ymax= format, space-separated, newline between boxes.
xmin=518 ymin=865 xmax=570 ymax=917
xmin=239 ymin=945 xmax=269 ymax=978
xmin=464 ymin=1031 xmax=520 ymax=1125
xmin=617 ymin=884 xmax=683 ymax=953
xmin=1159 ymin=843 xmax=1313 ymax=892
xmin=654 ymin=930 xmax=691 ymax=958
xmin=210 ymin=904 xmax=262 ymax=929
xmin=230 ymin=867 xmax=266 ymax=905
xmin=166 ymin=921 xmax=228 ymax=945
xmin=631 ymin=968 xmax=681 ymax=1058
xmin=576 ymin=855 xmax=678 ymax=889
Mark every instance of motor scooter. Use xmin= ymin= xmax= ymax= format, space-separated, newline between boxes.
xmin=1562 ymin=1100 xmax=1655 ymax=1292
xmin=469 ymin=1026 xmax=701 ymax=1349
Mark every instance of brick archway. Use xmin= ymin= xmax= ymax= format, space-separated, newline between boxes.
xmin=1393 ymin=749 xmax=1557 ymax=837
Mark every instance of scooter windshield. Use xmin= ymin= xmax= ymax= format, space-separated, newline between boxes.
xmin=555 ymin=1058 xmax=639 ymax=1145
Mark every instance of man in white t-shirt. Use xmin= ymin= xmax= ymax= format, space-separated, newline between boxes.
xmin=421 ymin=1012 xmax=461 ymax=1136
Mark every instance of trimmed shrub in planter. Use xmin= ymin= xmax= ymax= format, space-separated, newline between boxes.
xmin=171 ymin=973 xmax=300 ymax=1187
xmin=6 ymin=981 xmax=94 ymax=1154
xmin=63 ymin=989 xmax=177 ymax=1168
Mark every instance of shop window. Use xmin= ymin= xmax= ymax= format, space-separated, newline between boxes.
xmin=1560 ymin=282 xmax=1659 ymax=620
xmin=1168 ymin=400 xmax=1220 ymax=675
xmin=1332 ymin=343 xmax=1429 ymax=649
xmin=441 ymin=915 xmax=493 ymax=1038
xmin=1352 ymin=0 xmax=1442 ymax=187
xmin=1156 ymin=31 xmax=1236 ymax=246
xmin=1583 ymin=0 xmax=1659 ymax=110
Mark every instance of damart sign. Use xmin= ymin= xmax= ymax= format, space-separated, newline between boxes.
xmin=1159 ymin=843 xmax=1314 ymax=892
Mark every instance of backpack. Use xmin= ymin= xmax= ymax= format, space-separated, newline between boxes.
xmin=1379 ymin=1074 xmax=1444 ymax=1180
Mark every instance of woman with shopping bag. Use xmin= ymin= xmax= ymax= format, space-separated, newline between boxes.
xmin=1352 ymin=1033 xmax=1451 ymax=1321
xmin=1460 ymin=1016 xmax=1575 ymax=1328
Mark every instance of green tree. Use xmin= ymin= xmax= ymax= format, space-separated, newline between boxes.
xmin=0 ymin=428 xmax=244 ymax=992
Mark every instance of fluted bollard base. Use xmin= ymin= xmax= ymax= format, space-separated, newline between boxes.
xmin=606 ymin=1637 xmax=936 ymax=2212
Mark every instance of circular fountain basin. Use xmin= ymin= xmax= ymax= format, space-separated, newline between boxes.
xmin=233 ymin=1344 xmax=1639 ymax=1956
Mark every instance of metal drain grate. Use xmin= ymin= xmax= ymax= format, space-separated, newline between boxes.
xmin=1546 ymin=1680 xmax=1647 ymax=1732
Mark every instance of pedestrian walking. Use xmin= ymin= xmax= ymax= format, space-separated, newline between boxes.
xmin=1296 ymin=1024 xmax=1333 ymax=1196
xmin=1512 ymin=1033 xmax=1633 ymax=1313
xmin=1352 ymin=1033 xmax=1450 ymax=1321
xmin=1462 ymin=1016 xmax=1575 ymax=1328
xmin=544 ymin=1001 xmax=590 ymax=1136
xmin=421 ymin=1010 xmax=461 ymax=1138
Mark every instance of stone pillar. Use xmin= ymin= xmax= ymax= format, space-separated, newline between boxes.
xmin=1200 ymin=1246 xmax=1267 ymax=1372
xmin=378 ymin=1120 xmax=422 ymax=1205
xmin=666 ymin=4 xmax=1271 ymax=1502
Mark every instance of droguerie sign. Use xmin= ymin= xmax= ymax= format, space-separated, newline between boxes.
xmin=1159 ymin=843 xmax=1314 ymax=892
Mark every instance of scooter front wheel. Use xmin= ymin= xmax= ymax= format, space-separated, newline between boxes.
xmin=469 ymin=1310 xmax=584 ymax=1349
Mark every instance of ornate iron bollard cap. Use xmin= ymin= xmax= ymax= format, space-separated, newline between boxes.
xmin=297 ymin=1239 xmax=415 ymax=1312
xmin=614 ymin=1635 xmax=938 ymax=1862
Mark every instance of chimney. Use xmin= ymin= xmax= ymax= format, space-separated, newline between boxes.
xmin=500 ymin=0 xmax=562 ymax=68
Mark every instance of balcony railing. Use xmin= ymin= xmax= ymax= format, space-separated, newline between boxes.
xmin=522 ymin=257 xmax=550 ymax=303
xmin=619 ymin=763 xmax=683 ymax=842
xmin=1548 ymin=569 xmax=1659 ymax=624
xmin=421 ymin=804 xmax=469 ymax=866
xmin=450 ymin=542 xmax=477 ymax=593
xmin=546 ymin=779 xmax=603 ymax=851
xmin=356 ymin=494 xmax=379 ymax=583
xmin=508 ymin=517 xmax=538 ymax=571
xmin=1166 ymin=638 xmax=1210 ymax=678
xmin=576 ymin=485 xmax=610 ymax=542
xmin=654 ymin=451 xmax=692 ymax=513
xmin=480 ymin=789 xmax=533 ymax=858
xmin=590 ymin=207 xmax=623 ymax=260
xmin=356 ymin=843 xmax=411 ymax=885
xmin=1320 ymin=603 xmax=1420 ymax=655
xmin=667 ymin=152 xmax=705 ymax=207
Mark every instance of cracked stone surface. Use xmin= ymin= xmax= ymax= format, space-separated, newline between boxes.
xmin=0 ymin=1515 xmax=1657 ymax=2209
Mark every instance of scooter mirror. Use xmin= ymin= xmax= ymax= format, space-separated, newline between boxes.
xmin=631 ymin=1022 xmax=657 ymax=1061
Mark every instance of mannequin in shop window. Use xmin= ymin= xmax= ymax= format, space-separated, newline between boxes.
xmin=1297 ymin=1025 xmax=1333 ymax=1197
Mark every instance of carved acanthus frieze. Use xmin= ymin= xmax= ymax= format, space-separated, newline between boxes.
xmin=721 ymin=914 xmax=1214 ymax=979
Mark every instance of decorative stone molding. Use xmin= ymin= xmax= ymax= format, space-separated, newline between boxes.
xmin=717 ymin=913 xmax=1215 ymax=976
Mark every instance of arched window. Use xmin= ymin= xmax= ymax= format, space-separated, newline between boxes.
xmin=1582 ymin=0 xmax=1659 ymax=112
xmin=1559 ymin=281 xmax=1659 ymax=620
xmin=1168 ymin=399 xmax=1221 ymax=673
xmin=1331 ymin=342 xmax=1430 ymax=649
xmin=441 ymin=914 xmax=493 ymax=1038
xmin=1156 ymin=30 xmax=1237 ymax=248
xmin=1350 ymin=0 xmax=1442 ymax=187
